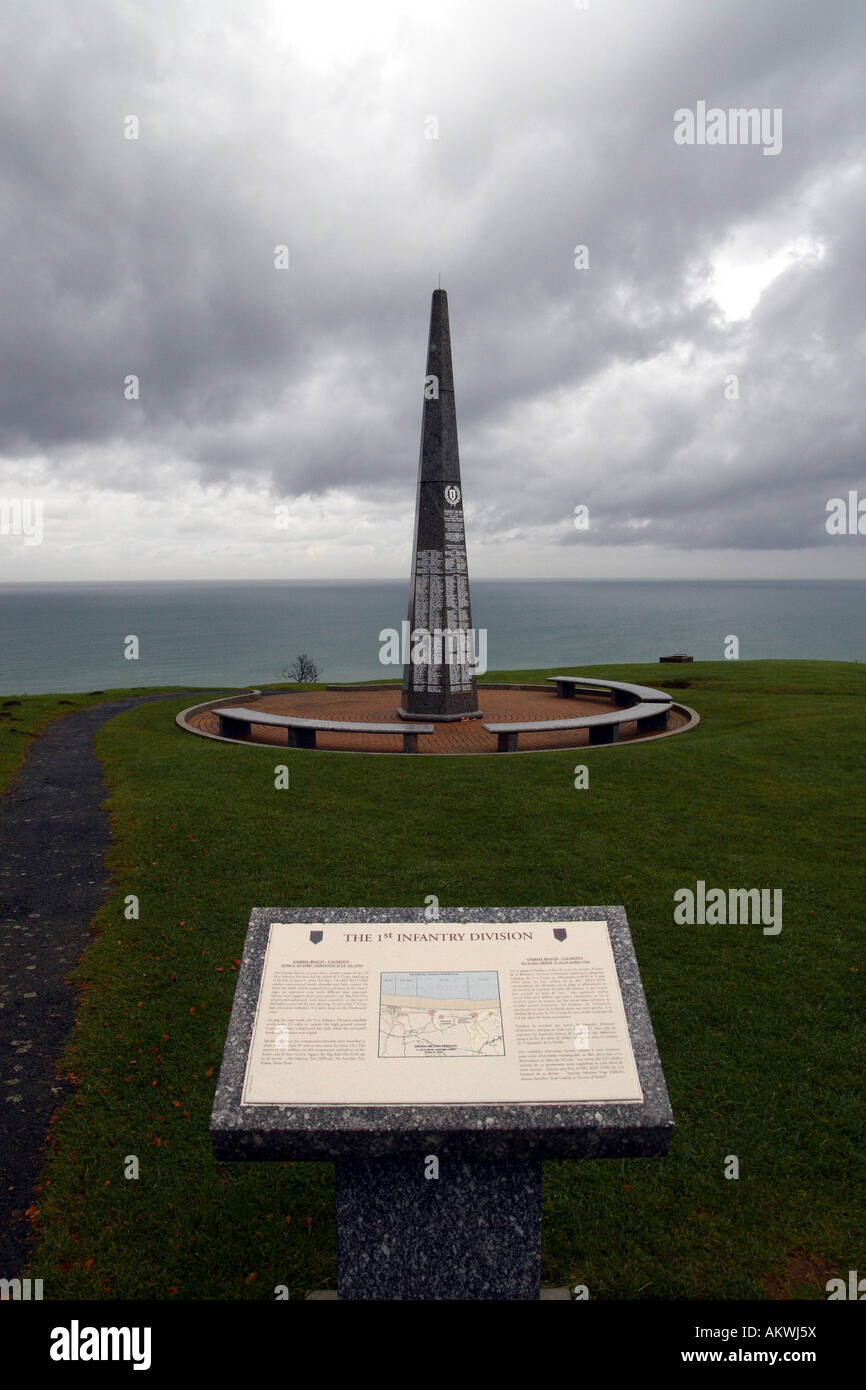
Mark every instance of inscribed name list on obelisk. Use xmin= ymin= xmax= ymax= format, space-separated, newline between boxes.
xmin=400 ymin=289 xmax=482 ymax=720
xmin=241 ymin=921 xmax=643 ymax=1107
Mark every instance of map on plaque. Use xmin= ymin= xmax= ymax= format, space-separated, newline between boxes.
xmin=240 ymin=921 xmax=643 ymax=1107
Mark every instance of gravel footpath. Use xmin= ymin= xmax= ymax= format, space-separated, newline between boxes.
xmin=0 ymin=692 xmax=211 ymax=1278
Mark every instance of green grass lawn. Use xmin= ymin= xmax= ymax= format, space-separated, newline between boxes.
xmin=17 ymin=661 xmax=866 ymax=1299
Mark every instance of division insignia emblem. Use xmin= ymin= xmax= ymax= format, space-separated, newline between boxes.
xmin=309 ymin=930 xmax=324 ymax=945
xmin=553 ymin=927 xmax=567 ymax=942
xmin=444 ymin=484 xmax=461 ymax=506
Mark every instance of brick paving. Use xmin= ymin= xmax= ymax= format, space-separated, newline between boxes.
xmin=188 ymin=687 xmax=689 ymax=754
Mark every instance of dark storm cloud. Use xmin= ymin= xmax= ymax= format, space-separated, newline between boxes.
xmin=1 ymin=0 xmax=864 ymax=562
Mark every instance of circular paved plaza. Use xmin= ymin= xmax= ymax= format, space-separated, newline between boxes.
xmin=183 ymin=685 xmax=694 ymax=754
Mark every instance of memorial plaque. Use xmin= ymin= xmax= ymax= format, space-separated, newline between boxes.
xmin=211 ymin=907 xmax=673 ymax=1162
xmin=211 ymin=907 xmax=674 ymax=1300
xmin=241 ymin=921 xmax=642 ymax=1107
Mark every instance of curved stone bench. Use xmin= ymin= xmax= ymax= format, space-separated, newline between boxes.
xmin=217 ymin=707 xmax=435 ymax=753
xmin=483 ymin=700 xmax=672 ymax=752
xmin=546 ymin=675 xmax=672 ymax=706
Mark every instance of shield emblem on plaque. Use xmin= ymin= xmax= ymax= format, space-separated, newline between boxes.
xmin=309 ymin=930 xmax=323 ymax=945
xmin=444 ymin=484 xmax=461 ymax=506
xmin=553 ymin=927 xmax=567 ymax=942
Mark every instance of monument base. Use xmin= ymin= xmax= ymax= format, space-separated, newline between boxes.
xmin=336 ymin=1156 xmax=542 ymax=1300
xmin=396 ymin=706 xmax=484 ymax=722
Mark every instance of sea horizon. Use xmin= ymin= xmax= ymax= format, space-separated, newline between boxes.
xmin=1 ymin=578 xmax=864 ymax=695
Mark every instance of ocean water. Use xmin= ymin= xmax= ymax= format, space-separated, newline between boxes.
xmin=0 ymin=580 xmax=863 ymax=695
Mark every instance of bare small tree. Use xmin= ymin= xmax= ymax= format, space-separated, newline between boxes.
xmin=282 ymin=653 xmax=319 ymax=684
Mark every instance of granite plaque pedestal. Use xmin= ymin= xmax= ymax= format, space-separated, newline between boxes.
xmin=210 ymin=907 xmax=674 ymax=1301
xmin=337 ymin=1156 xmax=541 ymax=1300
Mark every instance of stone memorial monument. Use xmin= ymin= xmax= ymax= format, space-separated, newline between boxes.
xmin=207 ymin=293 xmax=676 ymax=1299
xmin=211 ymin=906 xmax=674 ymax=1300
xmin=399 ymin=290 xmax=483 ymax=721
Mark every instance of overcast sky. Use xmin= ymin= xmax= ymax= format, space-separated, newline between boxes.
xmin=1 ymin=0 xmax=864 ymax=581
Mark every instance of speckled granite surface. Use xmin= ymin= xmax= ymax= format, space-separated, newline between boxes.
xmin=210 ymin=907 xmax=674 ymax=1161
xmin=336 ymin=1156 xmax=542 ymax=1299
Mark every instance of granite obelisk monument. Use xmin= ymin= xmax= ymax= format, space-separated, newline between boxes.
xmin=399 ymin=289 xmax=483 ymax=720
